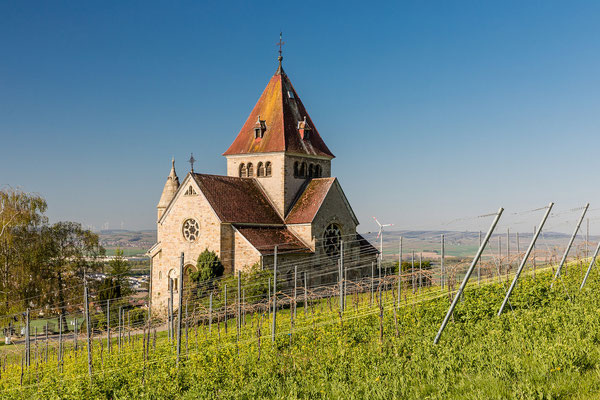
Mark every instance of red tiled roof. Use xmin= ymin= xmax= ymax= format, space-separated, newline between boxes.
xmin=223 ymin=67 xmax=334 ymax=158
xmin=234 ymin=225 xmax=311 ymax=255
xmin=192 ymin=174 xmax=283 ymax=224
xmin=285 ymin=178 xmax=335 ymax=224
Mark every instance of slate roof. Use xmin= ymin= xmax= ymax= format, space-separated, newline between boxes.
xmin=223 ymin=66 xmax=334 ymax=158
xmin=234 ymin=226 xmax=311 ymax=255
xmin=285 ymin=178 xmax=336 ymax=224
xmin=356 ymin=234 xmax=380 ymax=256
xmin=191 ymin=174 xmax=283 ymax=224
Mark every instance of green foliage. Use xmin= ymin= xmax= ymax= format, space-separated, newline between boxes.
xmin=191 ymin=249 xmax=224 ymax=283
xmin=390 ymin=260 xmax=433 ymax=273
xmin=4 ymin=264 xmax=600 ymax=399
xmin=96 ymin=277 xmax=122 ymax=308
xmin=127 ymin=307 xmax=147 ymax=326
xmin=106 ymin=248 xmax=132 ymax=297
xmin=214 ymin=262 xmax=272 ymax=305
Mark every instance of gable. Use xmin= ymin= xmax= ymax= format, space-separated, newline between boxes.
xmin=312 ymin=179 xmax=359 ymax=228
xmin=158 ymin=174 xmax=219 ymax=225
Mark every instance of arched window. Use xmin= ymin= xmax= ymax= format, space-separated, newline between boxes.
xmin=322 ymin=223 xmax=342 ymax=257
xmin=299 ymin=162 xmax=307 ymax=178
xmin=239 ymin=163 xmax=247 ymax=178
xmin=265 ymin=162 xmax=272 ymax=177
xmin=315 ymin=165 xmax=322 ymax=178
xmin=159 ymin=271 xmax=162 ymax=279
xmin=247 ymin=163 xmax=254 ymax=177
xmin=257 ymin=162 xmax=265 ymax=177
xmin=293 ymin=162 xmax=299 ymax=178
xmin=308 ymin=164 xmax=314 ymax=178
xmin=168 ymin=269 xmax=178 ymax=293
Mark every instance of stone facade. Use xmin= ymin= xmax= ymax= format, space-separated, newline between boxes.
xmin=151 ymin=176 xmax=222 ymax=312
xmin=149 ymin=61 xmax=377 ymax=316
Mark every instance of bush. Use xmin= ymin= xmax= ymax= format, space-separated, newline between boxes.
xmin=191 ymin=249 xmax=224 ymax=283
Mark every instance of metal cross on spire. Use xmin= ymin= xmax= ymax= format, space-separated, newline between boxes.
xmin=276 ymin=32 xmax=285 ymax=63
xmin=188 ymin=153 xmax=196 ymax=173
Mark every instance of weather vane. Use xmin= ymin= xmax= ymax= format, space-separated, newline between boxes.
xmin=276 ymin=32 xmax=285 ymax=62
xmin=189 ymin=153 xmax=196 ymax=173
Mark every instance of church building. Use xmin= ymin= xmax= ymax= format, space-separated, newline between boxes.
xmin=148 ymin=53 xmax=377 ymax=312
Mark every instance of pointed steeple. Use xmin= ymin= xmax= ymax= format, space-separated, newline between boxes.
xmin=157 ymin=158 xmax=180 ymax=220
xmin=276 ymin=31 xmax=284 ymax=75
xmin=223 ymin=64 xmax=334 ymax=158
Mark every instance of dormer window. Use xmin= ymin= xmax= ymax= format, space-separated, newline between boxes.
xmin=254 ymin=115 xmax=267 ymax=139
xmin=287 ymin=90 xmax=295 ymax=99
xmin=297 ymin=116 xmax=311 ymax=140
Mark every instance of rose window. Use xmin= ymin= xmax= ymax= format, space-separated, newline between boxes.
xmin=182 ymin=219 xmax=200 ymax=242
xmin=322 ymin=223 xmax=341 ymax=257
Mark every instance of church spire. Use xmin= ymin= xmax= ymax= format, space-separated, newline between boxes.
xmin=223 ymin=50 xmax=334 ymax=158
xmin=157 ymin=158 xmax=180 ymax=220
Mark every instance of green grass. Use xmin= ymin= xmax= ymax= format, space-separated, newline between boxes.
xmin=2 ymin=262 xmax=600 ymax=399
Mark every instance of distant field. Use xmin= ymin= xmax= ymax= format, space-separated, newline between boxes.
xmin=382 ymin=244 xmax=481 ymax=259
xmin=103 ymin=247 xmax=147 ymax=257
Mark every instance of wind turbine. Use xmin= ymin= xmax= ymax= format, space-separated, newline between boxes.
xmin=373 ymin=217 xmax=393 ymax=273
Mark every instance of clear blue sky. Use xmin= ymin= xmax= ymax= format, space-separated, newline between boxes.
xmin=2 ymin=1 xmax=600 ymax=234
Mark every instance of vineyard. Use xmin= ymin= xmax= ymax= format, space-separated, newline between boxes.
xmin=1 ymin=257 xmax=600 ymax=399
xmin=1 ymin=203 xmax=599 ymax=399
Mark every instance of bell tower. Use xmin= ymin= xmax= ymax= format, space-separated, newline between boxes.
xmin=223 ymin=52 xmax=334 ymax=217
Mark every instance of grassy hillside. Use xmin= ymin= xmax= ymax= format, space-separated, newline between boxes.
xmin=3 ymin=263 xmax=600 ymax=399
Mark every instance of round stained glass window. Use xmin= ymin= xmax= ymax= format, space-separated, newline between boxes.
xmin=323 ymin=223 xmax=341 ymax=257
xmin=182 ymin=219 xmax=200 ymax=242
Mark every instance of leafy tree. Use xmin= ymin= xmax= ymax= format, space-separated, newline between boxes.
xmin=36 ymin=222 xmax=103 ymax=315
xmin=0 ymin=188 xmax=47 ymax=313
xmin=96 ymin=276 xmax=121 ymax=309
xmin=107 ymin=248 xmax=131 ymax=295
xmin=191 ymin=249 xmax=224 ymax=283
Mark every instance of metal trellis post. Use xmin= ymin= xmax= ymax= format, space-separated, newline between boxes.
xmin=107 ymin=299 xmax=111 ymax=354
xmin=293 ymin=266 xmax=297 ymax=320
xmin=84 ymin=285 xmax=93 ymax=381
xmin=580 ymin=239 xmax=600 ymax=290
xmin=441 ymin=234 xmax=445 ymax=289
xmin=272 ymin=245 xmax=278 ymax=343
xmin=498 ymin=203 xmax=553 ymax=316
xmin=434 ymin=207 xmax=504 ymax=344
xmin=177 ymin=252 xmax=183 ymax=365
xmin=25 ymin=309 xmax=30 ymax=367
xmin=552 ymin=203 xmax=590 ymax=287
xmin=397 ymin=236 xmax=402 ymax=307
